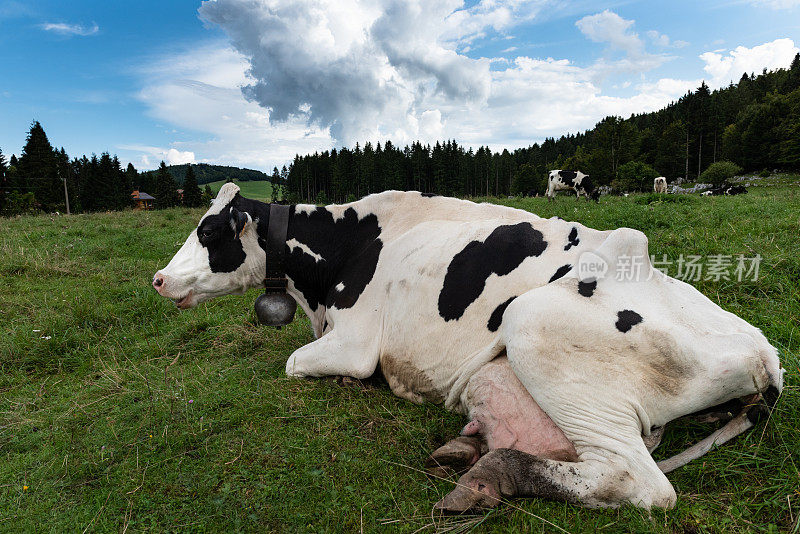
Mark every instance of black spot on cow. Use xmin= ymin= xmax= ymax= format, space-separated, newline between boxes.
xmin=615 ymin=310 xmax=643 ymax=332
xmin=578 ymin=279 xmax=597 ymax=297
xmin=438 ymin=223 xmax=548 ymax=321
xmin=196 ymin=203 xmax=248 ymax=273
xmin=548 ymin=264 xmax=572 ymax=283
xmin=284 ymin=206 xmax=383 ymax=312
xmin=487 ymin=296 xmax=517 ymax=332
xmin=420 ymin=192 xmax=438 ymax=198
xmin=558 ymin=171 xmax=577 ymax=187
xmin=564 ymin=227 xmax=580 ymax=250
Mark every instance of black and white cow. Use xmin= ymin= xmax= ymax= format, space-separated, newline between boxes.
xmin=153 ymin=184 xmax=782 ymax=512
xmin=654 ymin=177 xmax=667 ymax=193
xmin=546 ymin=170 xmax=599 ymax=202
xmin=701 ymin=184 xmax=748 ymax=196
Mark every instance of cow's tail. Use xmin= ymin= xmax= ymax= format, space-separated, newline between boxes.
xmin=657 ymin=385 xmax=781 ymax=474
xmin=444 ymin=335 xmax=505 ymax=411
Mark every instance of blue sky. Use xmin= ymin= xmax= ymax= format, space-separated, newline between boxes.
xmin=1 ymin=0 xmax=799 ymax=172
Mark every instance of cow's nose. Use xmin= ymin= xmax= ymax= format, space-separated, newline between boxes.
xmin=153 ymin=273 xmax=165 ymax=291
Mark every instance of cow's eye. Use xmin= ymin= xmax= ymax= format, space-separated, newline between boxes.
xmin=200 ymin=228 xmax=215 ymax=239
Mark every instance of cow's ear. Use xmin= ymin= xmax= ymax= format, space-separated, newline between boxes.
xmin=230 ymin=207 xmax=250 ymax=240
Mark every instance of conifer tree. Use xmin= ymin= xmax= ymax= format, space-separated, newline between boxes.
xmin=155 ymin=161 xmax=179 ymax=209
xmin=124 ymin=163 xmax=138 ymax=207
xmin=0 ymin=148 xmax=7 ymax=212
xmin=110 ymin=156 xmax=131 ymax=210
xmin=201 ymin=184 xmax=213 ymax=206
xmin=182 ymin=165 xmax=202 ymax=207
xmin=18 ymin=121 xmax=61 ymax=210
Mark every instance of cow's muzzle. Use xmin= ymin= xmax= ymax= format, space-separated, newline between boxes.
xmin=152 ymin=272 xmax=196 ymax=309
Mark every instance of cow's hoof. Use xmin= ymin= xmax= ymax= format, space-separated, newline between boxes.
xmin=434 ymin=477 xmax=502 ymax=513
xmin=425 ymin=436 xmax=483 ymax=477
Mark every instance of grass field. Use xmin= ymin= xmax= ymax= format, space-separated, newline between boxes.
xmin=206 ymin=179 xmax=273 ymax=201
xmin=1 ymin=181 xmax=799 ymax=532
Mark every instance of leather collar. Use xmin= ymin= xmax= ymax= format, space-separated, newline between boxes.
xmin=264 ymin=203 xmax=291 ymax=292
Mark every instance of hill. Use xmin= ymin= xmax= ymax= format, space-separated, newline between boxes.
xmin=206 ymin=179 xmax=273 ymax=201
xmin=141 ymin=163 xmax=269 ymax=186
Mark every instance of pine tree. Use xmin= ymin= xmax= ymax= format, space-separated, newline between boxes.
xmin=18 ymin=121 xmax=61 ymax=210
xmin=111 ymin=156 xmax=130 ymax=210
xmin=54 ymin=147 xmax=73 ymax=213
xmin=78 ymin=155 xmax=100 ymax=212
xmin=0 ymin=148 xmax=7 ymax=212
xmin=201 ymin=184 xmax=213 ymax=206
xmin=155 ymin=161 xmax=179 ymax=209
xmin=96 ymin=153 xmax=117 ymax=210
xmin=124 ymin=163 xmax=138 ymax=207
xmin=270 ymin=166 xmax=281 ymax=201
xmin=182 ymin=165 xmax=202 ymax=207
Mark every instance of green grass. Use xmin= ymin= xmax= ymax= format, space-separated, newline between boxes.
xmin=1 ymin=182 xmax=799 ymax=532
xmin=206 ymin=179 xmax=273 ymax=202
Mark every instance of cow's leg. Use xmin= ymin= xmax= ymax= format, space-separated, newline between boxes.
xmin=285 ymin=325 xmax=379 ymax=379
xmin=436 ymin=439 xmax=675 ymax=511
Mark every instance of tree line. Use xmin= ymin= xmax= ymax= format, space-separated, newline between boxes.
xmin=140 ymin=163 xmax=270 ymax=187
xmin=286 ymin=53 xmax=800 ymax=203
xmin=0 ymin=122 xmax=208 ymax=215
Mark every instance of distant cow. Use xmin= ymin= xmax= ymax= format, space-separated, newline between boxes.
xmin=725 ymin=184 xmax=747 ymax=195
xmin=654 ymin=177 xmax=667 ymax=193
xmin=546 ymin=170 xmax=599 ymax=202
xmin=702 ymin=184 xmax=748 ymax=197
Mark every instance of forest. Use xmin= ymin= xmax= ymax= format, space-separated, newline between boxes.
xmin=0 ymin=123 xmax=212 ymax=214
xmin=2 ymin=53 xmax=799 ymax=212
xmin=285 ymin=53 xmax=800 ymax=203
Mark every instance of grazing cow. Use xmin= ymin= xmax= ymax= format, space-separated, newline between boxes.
xmin=153 ymin=184 xmax=782 ymax=512
xmin=654 ymin=177 xmax=667 ymax=193
xmin=725 ymin=184 xmax=748 ymax=195
xmin=702 ymin=184 xmax=747 ymax=196
xmin=546 ymin=170 xmax=600 ymax=202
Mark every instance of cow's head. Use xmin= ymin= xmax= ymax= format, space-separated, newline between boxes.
xmin=581 ymin=175 xmax=601 ymax=202
xmin=152 ymin=183 xmax=266 ymax=309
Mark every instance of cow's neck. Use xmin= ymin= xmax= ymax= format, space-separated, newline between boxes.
xmin=282 ymin=203 xmax=382 ymax=322
xmin=234 ymin=196 xmax=381 ymax=331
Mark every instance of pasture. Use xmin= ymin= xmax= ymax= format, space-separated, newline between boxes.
xmin=206 ymin=179 xmax=273 ymax=202
xmin=1 ymin=181 xmax=799 ymax=532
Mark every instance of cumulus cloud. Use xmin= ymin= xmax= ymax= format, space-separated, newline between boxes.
xmin=196 ymin=0 xmax=510 ymax=144
xmin=700 ymin=38 xmax=799 ymax=87
xmin=129 ymin=43 xmax=331 ymax=170
xmin=40 ymin=22 xmax=99 ymax=36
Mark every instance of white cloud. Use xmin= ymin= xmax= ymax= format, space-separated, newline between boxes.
xmin=747 ymin=0 xmax=800 ymax=8
xmin=575 ymin=10 xmax=666 ymax=74
xmin=577 ymin=10 xmax=642 ymax=55
xmin=646 ymin=30 xmax=689 ymax=49
xmin=120 ymin=145 xmax=197 ymax=168
xmin=40 ymin=22 xmax=99 ymax=36
xmin=700 ymin=38 xmax=799 ymax=87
